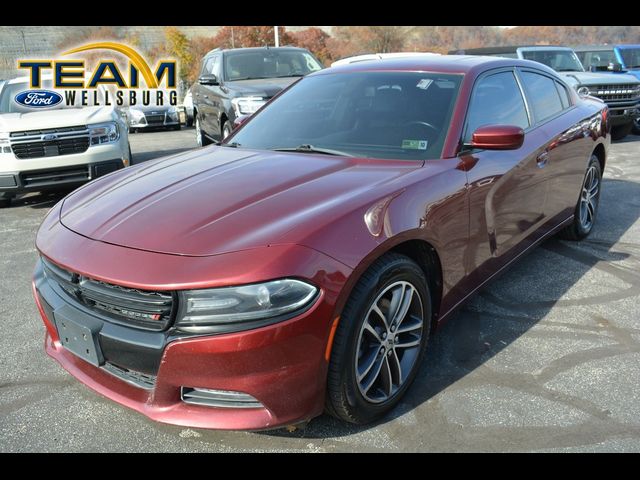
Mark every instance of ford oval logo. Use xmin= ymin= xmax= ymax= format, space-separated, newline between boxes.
xmin=14 ymin=90 xmax=63 ymax=108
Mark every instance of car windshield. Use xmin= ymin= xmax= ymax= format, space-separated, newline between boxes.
xmin=619 ymin=48 xmax=640 ymax=69
xmin=0 ymin=80 xmax=104 ymax=113
xmin=520 ymin=50 xmax=584 ymax=72
xmin=224 ymin=50 xmax=323 ymax=81
xmin=227 ymin=71 xmax=462 ymax=160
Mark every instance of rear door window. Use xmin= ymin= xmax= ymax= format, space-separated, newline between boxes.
xmin=519 ymin=71 xmax=564 ymax=123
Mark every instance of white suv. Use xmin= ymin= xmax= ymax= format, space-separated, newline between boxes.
xmin=0 ymin=77 xmax=131 ymax=208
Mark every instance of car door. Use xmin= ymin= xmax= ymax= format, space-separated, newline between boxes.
xmin=462 ymin=68 xmax=551 ymax=281
xmin=194 ymin=55 xmax=219 ymax=137
xmin=524 ymin=71 xmax=595 ymax=228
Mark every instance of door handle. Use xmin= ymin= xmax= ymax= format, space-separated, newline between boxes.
xmin=536 ymin=151 xmax=549 ymax=168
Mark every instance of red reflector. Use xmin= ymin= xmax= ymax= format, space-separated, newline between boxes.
xmin=152 ymin=314 xmax=161 ymax=321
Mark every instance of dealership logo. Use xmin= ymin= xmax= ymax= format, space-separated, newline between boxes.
xmin=14 ymin=90 xmax=63 ymax=108
xmin=17 ymin=42 xmax=177 ymax=108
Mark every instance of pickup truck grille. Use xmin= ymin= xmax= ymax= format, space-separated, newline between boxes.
xmin=10 ymin=125 xmax=90 ymax=159
xmin=42 ymin=257 xmax=176 ymax=331
xmin=587 ymin=84 xmax=640 ymax=102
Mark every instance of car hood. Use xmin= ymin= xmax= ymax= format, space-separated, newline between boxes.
xmin=59 ymin=147 xmax=420 ymax=257
xmin=0 ymin=106 xmax=115 ymax=132
xmin=226 ymin=77 xmax=299 ymax=98
xmin=560 ymin=71 xmax=640 ymax=87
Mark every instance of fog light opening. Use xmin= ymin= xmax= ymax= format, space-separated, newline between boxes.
xmin=180 ymin=387 xmax=263 ymax=409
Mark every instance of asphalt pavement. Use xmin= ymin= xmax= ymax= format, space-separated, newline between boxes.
xmin=1 ymin=127 xmax=639 ymax=452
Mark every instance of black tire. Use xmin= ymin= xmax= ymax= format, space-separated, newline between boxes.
xmin=128 ymin=145 xmax=133 ymax=166
xmin=325 ymin=253 xmax=431 ymax=424
xmin=222 ymin=120 xmax=232 ymax=140
xmin=558 ymin=154 xmax=602 ymax=241
xmin=611 ymin=122 xmax=632 ymax=141
xmin=632 ymin=118 xmax=640 ymax=136
xmin=186 ymin=115 xmax=194 ymax=127
xmin=0 ymin=194 xmax=12 ymax=208
xmin=172 ymin=124 xmax=181 ymax=131
xmin=195 ymin=115 xmax=212 ymax=146
xmin=129 ymin=128 xmax=136 ymax=134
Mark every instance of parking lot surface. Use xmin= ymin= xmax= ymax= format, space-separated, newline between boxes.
xmin=1 ymin=128 xmax=639 ymax=452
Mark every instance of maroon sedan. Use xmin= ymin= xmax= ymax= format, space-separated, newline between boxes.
xmin=33 ymin=55 xmax=608 ymax=430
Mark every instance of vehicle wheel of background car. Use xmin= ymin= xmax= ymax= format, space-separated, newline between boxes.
xmin=129 ymin=127 xmax=137 ymax=134
xmin=195 ymin=115 xmax=211 ymax=147
xmin=325 ymin=253 xmax=431 ymax=424
xmin=0 ymin=193 xmax=12 ymax=208
xmin=558 ymin=154 xmax=602 ymax=241
xmin=222 ymin=121 xmax=232 ymax=140
xmin=185 ymin=113 xmax=193 ymax=127
xmin=611 ymin=122 xmax=632 ymax=141
xmin=633 ymin=117 xmax=640 ymax=136
xmin=173 ymin=123 xmax=181 ymax=131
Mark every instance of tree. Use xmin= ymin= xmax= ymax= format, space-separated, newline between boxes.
xmin=289 ymin=27 xmax=332 ymax=65
xmin=327 ymin=26 xmax=414 ymax=61
xmin=211 ymin=26 xmax=293 ymax=49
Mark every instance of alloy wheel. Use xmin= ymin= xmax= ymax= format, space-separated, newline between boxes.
xmin=355 ymin=281 xmax=424 ymax=404
xmin=579 ymin=164 xmax=600 ymax=231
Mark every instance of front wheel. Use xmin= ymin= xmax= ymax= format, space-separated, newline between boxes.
xmin=0 ymin=193 xmax=12 ymax=208
xmin=558 ymin=154 xmax=602 ymax=241
xmin=222 ymin=121 xmax=232 ymax=140
xmin=325 ymin=253 xmax=431 ymax=424
xmin=195 ymin=115 xmax=212 ymax=147
xmin=632 ymin=117 xmax=640 ymax=136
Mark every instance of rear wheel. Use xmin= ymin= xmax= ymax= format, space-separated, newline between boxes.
xmin=611 ymin=122 xmax=632 ymax=141
xmin=325 ymin=253 xmax=431 ymax=424
xmin=558 ymin=154 xmax=602 ymax=241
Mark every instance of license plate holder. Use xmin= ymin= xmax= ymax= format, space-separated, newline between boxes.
xmin=54 ymin=309 xmax=104 ymax=367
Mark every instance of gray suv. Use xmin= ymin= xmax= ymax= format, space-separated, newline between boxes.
xmin=192 ymin=47 xmax=323 ymax=146
xmin=451 ymin=45 xmax=640 ymax=140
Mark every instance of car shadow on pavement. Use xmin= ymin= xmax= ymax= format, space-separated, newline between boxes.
xmin=10 ymin=190 xmax=72 ymax=209
xmin=264 ymin=176 xmax=640 ymax=439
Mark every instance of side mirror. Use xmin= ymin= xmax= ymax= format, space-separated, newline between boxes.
xmin=468 ymin=125 xmax=524 ymax=150
xmin=199 ymin=74 xmax=219 ymax=85
xmin=608 ymin=62 xmax=623 ymax=72
xmin=232 ymin=114 xmax=251 ymax=130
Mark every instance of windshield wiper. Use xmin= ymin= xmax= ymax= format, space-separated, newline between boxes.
xmin=272 ymin=144 xmax=354 ymax=157
xmin=221 ymin=142 xmax=241 ymax=148
xmin=274 ymin=74 xmax=305 ymax=78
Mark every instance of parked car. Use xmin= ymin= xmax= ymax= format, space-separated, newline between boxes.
xmin=192 ymin=46 xmax=323 ymax=145
xmin=331 ymin=52 xmax=440 ymax=67
xmin=451 ymin=45 xmax=640 ymax=140
xmin=182 ymin=87 xmax=194 ymax=127
xmin=126 ymin=103 xmax=181 ymax=132
xmin=574 ymin=44 xmax=640 ymax=135
xmin=0 ymin=76 xmax=131 ymax=208
xmin=34 ymin=55 xmax=608 ymax=430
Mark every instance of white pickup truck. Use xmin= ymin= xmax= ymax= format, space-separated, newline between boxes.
xmin=0 ymin=76 xmax=131 ymax=208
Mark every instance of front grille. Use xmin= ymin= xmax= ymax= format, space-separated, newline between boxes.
xmin=144 ymin=114 xmax=165 ymax=124
xmin=42 ymin=257 xmax=175 ymax=331
xmin=10 ymin=125 xmax=90 ymax=159
xmin=21 ymin=166 xmax=89 ymax=187
xmin=588 ymin=84 xmax=640 ymax=102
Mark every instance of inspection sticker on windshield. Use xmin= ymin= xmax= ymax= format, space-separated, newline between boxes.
xmin=402 ymin=139 xmax=428 ymax=150
xmin=416 ymin=79 xmax=433 ymax=90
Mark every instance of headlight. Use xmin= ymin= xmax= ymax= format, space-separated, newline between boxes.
xmin=176 ymin=279 xmax=318 ymax=333
xmin=88 ymin=122 xmax=119 ymax=145
xmin=231 ymin=96 xmax=266 ymax=116
xmin=129 ymin=108 xmax=145 ymax=120
xmin=577 ymin=86 xmax=591 ymax=96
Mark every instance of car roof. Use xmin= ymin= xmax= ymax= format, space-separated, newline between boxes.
xmin=322 ymin=54 xmax=560 ymax=78
xmin=204 ymin=46 xmax=309 ymax=57
xmin=450 ymin=45 xmax=572 ymax=55
xmin=573 ymin=45 xmax=616 ymax=52
xmin=331 ymin=52 xmax=440 ymax=67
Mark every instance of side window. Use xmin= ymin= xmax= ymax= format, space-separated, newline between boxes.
xmin=210 ymin=55 xmax=222 ymax=78
xmin=520 ymin=71 xmax=564 ymax=123
xmin=555 ymin=81 xmax=571 ymax=109
xmin=201 ymin=57 xmax=214 ymax=76
xmin=465 ymin=71 xmax=529 ymax=142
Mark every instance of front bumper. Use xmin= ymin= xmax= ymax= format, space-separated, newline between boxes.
xmin=129 ymin=112 xmax=180 ymax=129
xmin=33 ymin=217 xmax=351 ymax=430
xmin=0 ymin=159 xmax=125 ymax=194
xmin=605 ymin=103 xmax=639 ymax=126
